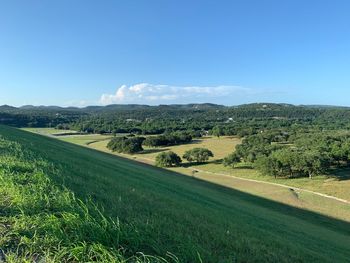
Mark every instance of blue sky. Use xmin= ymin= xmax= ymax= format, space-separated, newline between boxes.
xmin=1 ymin=0 xmax=350 ymax=106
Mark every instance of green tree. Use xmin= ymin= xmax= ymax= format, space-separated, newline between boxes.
xmin=211 ymin=126 xmax=224 ymax=138
xmin=255 ymin=155 xmax=281 ymax=179
xmin=223 ymin=152 xmax=241 ymax=168
xmin=155 ymin=151 xmax=182 ymax=167
xmin=183 ymin=148 xmax=214 ymax=163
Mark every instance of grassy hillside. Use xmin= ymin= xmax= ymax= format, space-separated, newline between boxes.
xmin=21 ymin=128 xmax=350 ymax=222
xmin=1 ymin=125 xmax=350 ymax=262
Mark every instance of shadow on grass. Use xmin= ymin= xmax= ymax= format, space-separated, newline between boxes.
xmin=233 ymin=165 xmax=255 ymax=170
xmin=328 ymin=167 xmax=350 ymax=181
xmin=58 ymin=144 xmax=350 ymax=236
xmin=139 ymin=148 xmax=166 ymax=154
xmin=181 ymin=159 xmax=222 ymax=168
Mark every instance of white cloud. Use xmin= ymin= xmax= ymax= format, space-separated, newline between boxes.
xmin=99 ymin=83 xmax=254 ymax=105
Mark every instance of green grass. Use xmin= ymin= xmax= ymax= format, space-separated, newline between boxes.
xmin=3 ymin=125 xmax=350 ymax=262
xmin=87 ymin=134 xmax=350 ymax=202
xmin=85 ymin=135 xmax=350 ymax=221
xmin=22 ymin=127 xmax=114 ymax=146
xmin=59 ymin=134 xmax=113 ymax=146
xmin=0 ymin=130 xmax=175 ymax=262
xmin=23 ymin=127 xmax=77 ymax=135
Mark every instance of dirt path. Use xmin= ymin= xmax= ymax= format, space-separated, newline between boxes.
xmin=193 ymin=168 xmax=350 ymax=205
xmin=87 ymin=143 xmax=350 ymax=206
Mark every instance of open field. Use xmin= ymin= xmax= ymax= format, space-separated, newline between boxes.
xmin=88 ymin=138 xmax=350 ymax=222
xmin=85 ymin=135 xmax=350 ymax=202
xmin=23 ymin=127 xmax=115 ymax=146
xmin=23 ymin=128 xmax=350 ymax=221
xmin=8 ymin=126 xmax=350 ymax=262
xmin=23 ymin=127 xmax=78 ymax=135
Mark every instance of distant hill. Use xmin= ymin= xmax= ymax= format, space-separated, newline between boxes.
xmin=2 ymin=102 xmax=350 ymax=130
xmin=2 ymin=102 xmax=349 ymax=112
xmin=0 ymin=105 xmax=17 ymax=111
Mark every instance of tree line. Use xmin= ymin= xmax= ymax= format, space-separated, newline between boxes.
xmin=224 ymin=130 xmax=350 ymax=179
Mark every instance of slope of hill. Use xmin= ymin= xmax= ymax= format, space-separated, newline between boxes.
xmin=1 ymin=125 xmax=350 ymax=262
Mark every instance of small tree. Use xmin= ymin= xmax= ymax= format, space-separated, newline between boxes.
xmin=211 ymin=126 xmax=224 ymax=138
xmin=183 ymin=148 xmax=214 ymax=163
xmin=155 ymin=151 xmax=182 ymax=167
xmin=223 ymin=152 xmax=241 ymax=168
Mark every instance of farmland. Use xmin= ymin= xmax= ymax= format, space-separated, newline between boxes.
xmin=3 ymin=125 xmax=349 ymax=262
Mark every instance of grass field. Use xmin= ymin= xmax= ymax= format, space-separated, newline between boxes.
xmin=86 ymin=136 xmax=350 ymax=222
xmin=23 ymin=127 xmax=78 ymax=135
xmin=24 ymin=129 xmax=350 ymax=221
xmin=79 ymin=133 xmax=350 ymax=203
xmin=5 ymin=125 xmax=350 ymax=262
xmin=22 ymin=127 xmax=115 ymax=146
xmin=23 ymin=129 xmax=350 ymax=220
xmin=0 ymin=133 xmax=169 ymax=262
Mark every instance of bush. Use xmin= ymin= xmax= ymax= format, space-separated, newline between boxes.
xmin=183 ymin=148 xmax=214 ymax=163
xmin=155 ymin=151 xmax=182 ymax=167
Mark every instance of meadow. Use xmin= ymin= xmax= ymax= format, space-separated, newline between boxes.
xmin=84 ymin=134 xmax=350 ymax=203
xmin=4 ymin=125 xmax=350 ymax=262
xmin=25 ymin=128 xmax=350 ymax=222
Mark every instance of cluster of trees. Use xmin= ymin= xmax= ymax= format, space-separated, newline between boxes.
xmin=5 ymin=104 xmax=350 ymax=138
xmin=107 ymin=136 xmax=145 ymax=154
xmin=255 ymin=149 xmax=327 ymax=179
xmin=155 ymin=148 xmax=214 ymax=167
xmin=224 ymin=130 xmax=350 ymax=179
xmin=143 ymin=132 xmax=193 ymax=147
xmin=106 ymin=131 xmax=202 ymax=154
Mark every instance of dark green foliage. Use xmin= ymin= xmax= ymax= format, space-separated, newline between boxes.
xmin=183 ymin=148 xmax=214 ymax=163
xmin=107 ymin=136 xmax=145 ymax=154
xmin=211 ymin=125 xmax=225 ymax=137
xmin=155 ymin=151 xmax=182 ymax=167
xmin=5 ymin=103 xmax=350 ymax=136
xmin=227 ymin=130 xmax=350 ymax=179
xmin=223 ymin=152 xmax=241 ymax=168
xmin=234 ymin=132 xmax=284 ymax=163
xmin=255 ymin=149 xmax=329 ymax=179
xmin=143 ymin=132 xmax=192 ymax=147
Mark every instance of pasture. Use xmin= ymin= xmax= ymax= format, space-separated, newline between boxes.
xmin=24 ymin=128 xmax=350 ymax=221
xmin=7 ymin=125 xmax=350 ymax=262
xmin=86 ymin=134 xmax=350 ymax=202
